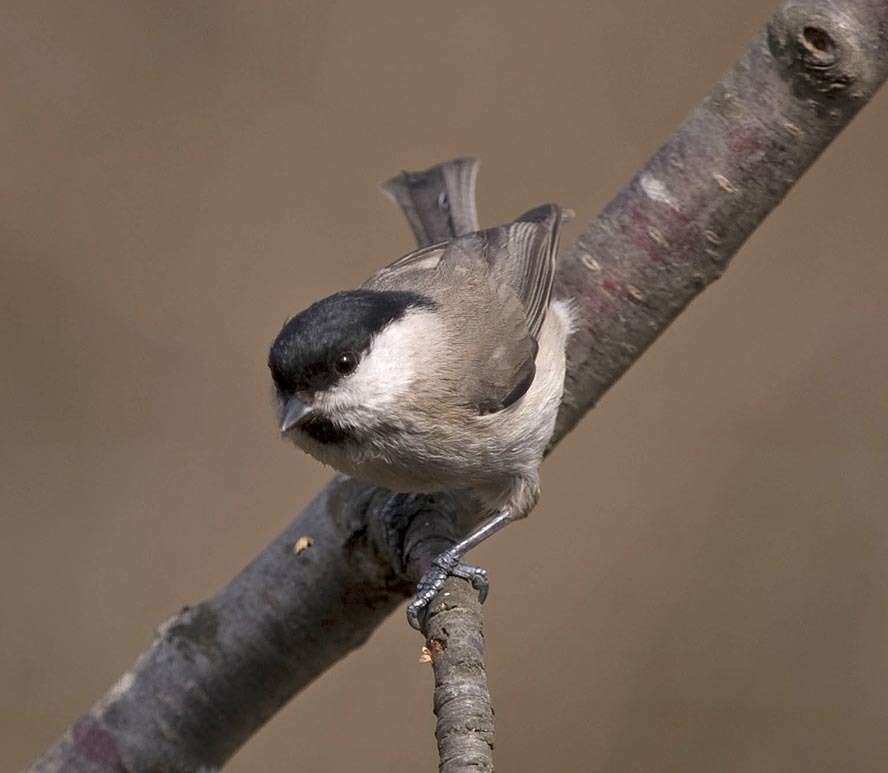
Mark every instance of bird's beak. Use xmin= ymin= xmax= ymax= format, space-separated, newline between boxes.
xmin=280 ymin=396 xmax=312 ymax=434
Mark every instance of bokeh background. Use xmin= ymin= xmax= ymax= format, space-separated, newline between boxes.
xmin=3 ymin=1 xmax=887 ymax=770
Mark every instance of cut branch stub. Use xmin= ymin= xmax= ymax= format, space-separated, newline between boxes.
xmin=767 ymin=0 xmax=880 ymax=100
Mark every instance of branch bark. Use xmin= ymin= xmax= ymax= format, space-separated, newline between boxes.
xmin=425 ymin=579 xmax=495 ymax=773
xmin=31 ymin=1 xmax=888 ymax=770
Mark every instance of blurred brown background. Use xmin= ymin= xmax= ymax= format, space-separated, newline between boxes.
xmin=2 ymin=1 xmax=887 ymax=770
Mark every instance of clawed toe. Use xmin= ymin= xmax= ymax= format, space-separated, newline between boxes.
xmin=450 ymin=563 xmax=489 ymax=603
xmin=406 ymin=551 xmax=490 ymax=630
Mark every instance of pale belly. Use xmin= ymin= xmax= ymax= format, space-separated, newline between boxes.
xmin=332 ymin=453 xmax=478 ymax=494
xmin=294 ymin=425 xmax=509 ymax=494
xmin=294 ymin=372 xmax=562 ymax=496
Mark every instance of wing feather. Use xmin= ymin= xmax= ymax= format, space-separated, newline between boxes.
xmin=363 ymin=242 xmax=447 ymax=290
xmin=442 ymin=203 xmax=563 ymax=340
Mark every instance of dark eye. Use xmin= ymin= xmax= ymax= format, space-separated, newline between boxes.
xmin=334 ymin=351 xmax=358 ymax=375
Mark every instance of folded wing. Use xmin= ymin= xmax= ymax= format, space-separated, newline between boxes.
xmin=366 ymin=203 xmax=565 ymax=414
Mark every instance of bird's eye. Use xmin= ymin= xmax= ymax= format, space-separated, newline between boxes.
xmin=334 ymin=351 xmax=358 ymax=375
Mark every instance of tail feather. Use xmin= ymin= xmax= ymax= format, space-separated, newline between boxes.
xmin=381 ymin=157 xmax=480 ymax=247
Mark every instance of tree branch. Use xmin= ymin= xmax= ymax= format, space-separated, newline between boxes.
xmin=31 ymin=1 xmax=888 ymax=770
xmin=425 ymin=578 xmax=495 ymax=773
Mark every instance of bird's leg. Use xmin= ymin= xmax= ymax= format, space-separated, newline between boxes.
xmin=406 ymin=512 xmax=509 ymax=630
xmin=406 ymin=477 xmax=539 ymax=630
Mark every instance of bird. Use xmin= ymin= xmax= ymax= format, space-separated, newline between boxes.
xmin=268 ymin=195 xmax=572 ymax=628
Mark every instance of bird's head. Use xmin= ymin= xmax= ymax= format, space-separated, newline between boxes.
xmin=268 ymin=289 xmax=438 ymax=445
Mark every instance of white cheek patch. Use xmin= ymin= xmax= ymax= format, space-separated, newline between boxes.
xmin=315 ymin=309 xmax=441 ymax=422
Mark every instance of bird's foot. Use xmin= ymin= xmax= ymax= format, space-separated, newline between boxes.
xmin=406 ymin=547 xmax=489 ymax=630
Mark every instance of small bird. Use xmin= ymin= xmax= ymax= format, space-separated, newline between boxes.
xmin=268 ymin=194 xmax=572 ymax=628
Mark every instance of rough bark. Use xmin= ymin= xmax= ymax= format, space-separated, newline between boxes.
xmin=31 ymin=1 xmax=888 ymax=770
xmin=425 ymin=579 xmax=495 ymax=773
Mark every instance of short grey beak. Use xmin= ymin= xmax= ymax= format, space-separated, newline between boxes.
xmin=280 ymin=397 xmax=311 ymax=433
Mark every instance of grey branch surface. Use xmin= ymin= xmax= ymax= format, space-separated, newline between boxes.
xmin=31 ymin=1 xmax=888 ymax=770
xmin=425 ymin=579 xmax=495 ymax=773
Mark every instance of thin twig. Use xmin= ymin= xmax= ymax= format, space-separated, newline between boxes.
xmin=395 ymin=490 xmax=497 ymax=771
xmin=425 ymin=578 xmax=495 ymax=773
xmin=30 ymin=1 xmax=888 ymax=770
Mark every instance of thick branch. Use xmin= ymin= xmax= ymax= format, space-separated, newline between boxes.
xmin=31 ymin=1 xmax=888 ymax=770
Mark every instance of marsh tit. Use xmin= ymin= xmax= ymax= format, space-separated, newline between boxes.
xmin=269 ymin=182 xmax=572 ymax=628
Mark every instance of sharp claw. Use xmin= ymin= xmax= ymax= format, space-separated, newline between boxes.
xmin=472 ymin=571 xmax=489 ymax=604
xmin=406 ymin=599 xmax=427 ymax=630
xmin=406 ymin=552 xmax=490 ymax=630
xmin=407 ymin=581 xmax=443 ymax=629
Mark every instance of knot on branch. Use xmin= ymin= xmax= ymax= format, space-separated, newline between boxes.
xmin=768 ymin=1 xmax=878 ymax=99
xmin=162 ymin=603 xmax=221 ymax=661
